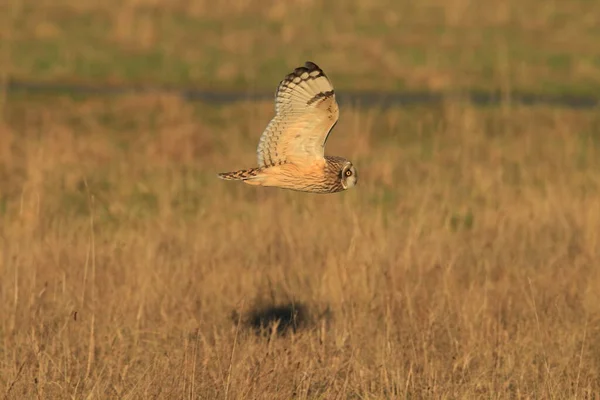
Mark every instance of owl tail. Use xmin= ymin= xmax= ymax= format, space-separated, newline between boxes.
xmin=218 ymin=168 xmax=262 ymax=181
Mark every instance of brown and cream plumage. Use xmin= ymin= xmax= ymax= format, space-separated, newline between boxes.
xmin=218 ymin=61 xmax=357 ymax=194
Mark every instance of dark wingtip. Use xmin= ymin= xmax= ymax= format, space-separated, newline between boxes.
xmin=290 ymin=61 xmax=322 ymax=77
xmin=304 ymin=61 xmax=319 ymax=70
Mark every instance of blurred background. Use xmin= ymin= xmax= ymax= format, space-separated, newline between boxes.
xmin=2 ymin=0 xmax=599 ymax=96
xmin=1 ymin=0 xmax=600 ymax=398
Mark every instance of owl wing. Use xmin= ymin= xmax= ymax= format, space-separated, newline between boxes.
xmin=256 ymin=62 xmax=340 ymax=168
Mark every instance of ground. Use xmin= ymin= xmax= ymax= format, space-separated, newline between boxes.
xmin=2 ymin=0 xmax=600 ymax=94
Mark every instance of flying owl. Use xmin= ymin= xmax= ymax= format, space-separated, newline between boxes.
xmin=218 ymin=61 xmax=357 ymax=194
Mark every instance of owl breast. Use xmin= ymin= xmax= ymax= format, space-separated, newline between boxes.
xmin=255 ymin=162 xmax=344 ymax=194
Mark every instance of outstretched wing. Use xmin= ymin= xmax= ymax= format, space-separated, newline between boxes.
xmin=256 ymin=61 xmax=340 ymax=168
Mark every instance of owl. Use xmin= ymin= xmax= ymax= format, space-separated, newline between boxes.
xmin=218 ymin=61 xmax=357 ymax=194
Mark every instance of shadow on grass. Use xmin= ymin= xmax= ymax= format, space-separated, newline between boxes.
xmin=232 ymin=302 xmax=330 ymax=336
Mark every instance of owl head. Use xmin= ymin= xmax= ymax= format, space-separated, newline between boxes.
xmin=340 ymin=162 xmax=358 ymax=190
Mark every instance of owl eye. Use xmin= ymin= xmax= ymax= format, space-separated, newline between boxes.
xmin=345 ymin=170 xmax=353 ymax=177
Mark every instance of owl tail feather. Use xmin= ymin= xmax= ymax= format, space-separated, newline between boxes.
xmin=218 ymin=168 xmax=261 ymax=181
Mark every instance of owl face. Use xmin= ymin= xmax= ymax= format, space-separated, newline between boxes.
xmin=340 ymin=162 xmax=358 ymax=190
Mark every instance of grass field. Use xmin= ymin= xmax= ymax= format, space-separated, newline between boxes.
xmin=1 ymin=0 xmax=600 ymax=398
xmin=1 ymin=94 xmax=599 ymax=398
xmin=2 ymin=0 xmax=600 ymax=94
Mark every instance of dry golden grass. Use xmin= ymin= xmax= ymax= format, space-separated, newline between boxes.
xmin=0 ymin=93 xmax=599 ymax=398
